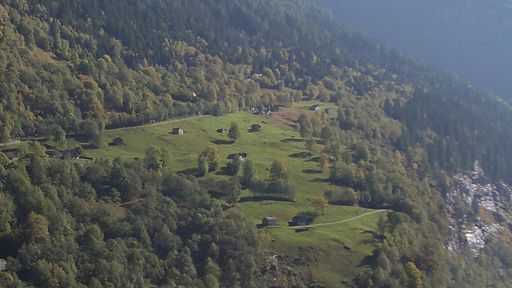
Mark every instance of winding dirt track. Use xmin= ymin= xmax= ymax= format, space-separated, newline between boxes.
xmin=105 ymin=115 xmax=210 ymax=132
xmin=272 ymin=209 xmax=388 ymax=230
xmin=0 ymin=115 xmax=211 ymax=147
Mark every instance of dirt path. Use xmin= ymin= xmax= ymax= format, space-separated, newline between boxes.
xmin=105 ymin=114 xmax=210 ymax=132
xmin=274 ymin=209 xmax=388 ymax=230
xmin=0 ymin=115 xmax=211 ymax=147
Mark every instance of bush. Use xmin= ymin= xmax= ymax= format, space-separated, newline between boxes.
xmin=78 ymin=120 xmax=102 ymax=147
xmin=324 ymin=188 xmax=358 ymax=206
xmin=226 ymin=158 xmax=241 ymax=176
xmin=242 ymin=160 xmax=255 ymax=186
xmin=295 ymin=211 xmax=319 ymax=219
xmin=251 ymin=179 xmax=295 ymax=200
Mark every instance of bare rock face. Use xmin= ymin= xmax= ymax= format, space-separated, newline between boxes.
xmin=446 ymin=161 xmax=512 ymax=257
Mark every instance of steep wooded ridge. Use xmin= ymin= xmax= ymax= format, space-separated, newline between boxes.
xmin=0 ymin=0 xmax=512 ymax=287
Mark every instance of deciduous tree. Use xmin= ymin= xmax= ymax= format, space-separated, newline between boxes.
xmin=298 ymin=113 xmax=313 ymax=138
xmin=319 ymin=195 xmax=329 ymax=215
xmin=145 ymin=146 xmax=164 ymax=170
xmin=270 ymin=160 xmax=288 ymax=180
xmin=305 ymin=137 xmax=315 ymax=155
xmin=319 ymin=153 xmax=330 ymax=172
xmin=228 ymin=122 xmax=241 ymax=143
xmin=242 ymin=160 xmax=255 ymax=186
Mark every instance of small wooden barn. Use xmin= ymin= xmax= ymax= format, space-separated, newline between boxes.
xmin=289 ymin=215 xmax=314 ymax=226
xmin=110 ymin=137 xmax=125 ymax=146
xmin=172 ymin=128 xmax=184 ymax=135
xmin=250 ymin=124 xmax=262 ymax=132
xmin=262 ymin=217 xmax=278 ymax=227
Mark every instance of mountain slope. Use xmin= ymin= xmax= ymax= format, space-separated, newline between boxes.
xmin=1 ymin=0 xmax=512 ymax=287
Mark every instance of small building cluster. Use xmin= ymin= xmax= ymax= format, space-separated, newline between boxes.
xmin=249 ymin=104 xmax=282 ymax=115
xmin=45 ymin=147 xmax=82 ymax=160
xmin=260 ymin=214 xmax=315 ymax=228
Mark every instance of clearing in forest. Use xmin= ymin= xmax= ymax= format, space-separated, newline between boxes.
xmin=75 ymin=107 xmax=386 ymax=287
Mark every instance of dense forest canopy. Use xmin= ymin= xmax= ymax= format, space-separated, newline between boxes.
xmin=1 ymin=0 xmax=512 ymax=287
xmin=0 ymin=150 xmax=260 ymax=287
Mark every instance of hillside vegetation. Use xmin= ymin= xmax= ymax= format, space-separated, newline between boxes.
xmin=1 ymin=0 xmax=512 ymax=287
xmin=78 ymin=110 xmax=386 ymax=286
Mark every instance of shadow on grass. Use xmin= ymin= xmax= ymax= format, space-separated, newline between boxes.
xmin=281 ymin=138 xmax=304 ymax=143
xmin=295 ymin=227 xmax=310 ymax=233
xmin=239 ymin=196 xmax=296 ymax=203
xmin=211 ymin=139 xmax=233 ymax=145
xmin=215 ymin=166 xmax=235 ymax=176
xmin=329 ymin=201 xmax=358 ymax=206
xmin=303 ymin=169 xmax=322 ymax=174
xmin=311 ymin=178 xmax=330 ymax=183
xmin=289 ymin=152 xmax=310 ymax=158
xmin=255 ymin=223 xmax=279 ymax=229
xmin=359 ymin=253 xmax=378 ymax=268
xmin=177 ymin=168 xmax=198 ymax=176
xmin=81 ymin=143 xmax=98 ymax=150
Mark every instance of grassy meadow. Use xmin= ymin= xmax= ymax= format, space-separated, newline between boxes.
xmin=74 ymin=108 xmax=385 ymax=286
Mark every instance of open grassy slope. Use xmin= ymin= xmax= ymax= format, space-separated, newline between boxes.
xmin=76 ymin=108 xmax=386 ymax=286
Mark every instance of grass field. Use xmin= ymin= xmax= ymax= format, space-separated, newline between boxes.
xmin=74 ymin=108 xmax=385 ymax=287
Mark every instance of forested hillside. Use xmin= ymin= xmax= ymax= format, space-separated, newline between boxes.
xmin=1 ymin=0 xmax=512 ymax=287
xmin=0 ymin=150 xmax=259 ymax=287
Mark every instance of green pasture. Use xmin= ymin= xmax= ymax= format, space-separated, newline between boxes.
xmin=74 ymin=110 xmax=385 ymax=286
